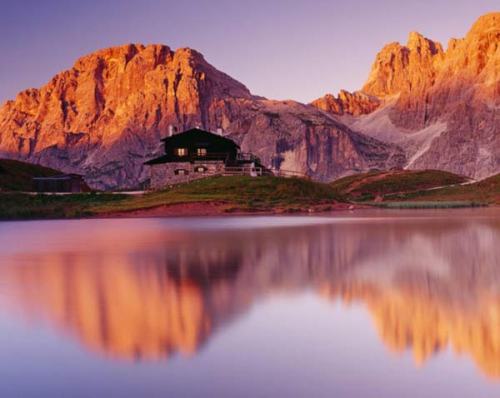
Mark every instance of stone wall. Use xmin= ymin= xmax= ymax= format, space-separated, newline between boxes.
xmin=149 ymin=161 xmax=226 ymax=190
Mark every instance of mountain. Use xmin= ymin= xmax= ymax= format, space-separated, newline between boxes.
xmin=313 ymin=12 xmax=499 ymax=179
xmin=0 ymin=45 xmax=403 ymax=189
xmin=1 ymin=13 xmax=496 ymax=189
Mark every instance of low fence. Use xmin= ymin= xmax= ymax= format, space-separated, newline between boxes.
xmin=223 ymin=166 xmax=264 ymax=176
xmin=222 ymin=167 xmax=309 ymax=179
xmin=271 ymin=169 xmax=311 ymax=179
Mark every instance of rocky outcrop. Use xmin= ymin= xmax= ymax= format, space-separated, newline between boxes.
xmin=311 ymin=90 xmax=380 ymax=116
xmin=2 ymin=12 xmax=496 ymax=186
xmin=0 ymin=44 xmax=403 ymax=189
xmin=228 ymin=100 xmax=404 ymax=182
xmin=362 ymin=32 xmax=445 ymax=103
xmin=313 ymin=12 xmax=500 ymax=179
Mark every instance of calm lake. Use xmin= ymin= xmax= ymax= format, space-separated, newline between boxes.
xmin=0 ymin=209 xmax=499 ymax=397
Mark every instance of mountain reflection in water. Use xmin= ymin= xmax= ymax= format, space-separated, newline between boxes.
xmin=0 ymin=214 xmax=499 ymax=379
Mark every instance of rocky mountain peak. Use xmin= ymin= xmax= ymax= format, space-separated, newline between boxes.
xmin=0 ymin=13 xmax=497 ymax=188
xmin=355 ymin=12 xmax=498 ymax=103
xmin=311 ymin=90 xmax=380 ymax=116
xmin=361 ymin=32 xmax=444 ymax=98
xmin=0 ymin=43 xmax=403 ymax=189
xmin=407 ymin=31 xmax=444 ymax=55
xmin=467 ymin=12 xmax=499 ymax=37
xmin=311 ymin=12 xmax=499 ymax=180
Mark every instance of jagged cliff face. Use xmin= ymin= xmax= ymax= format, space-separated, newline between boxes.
xmin=1 ymin=13 xmax=496 ymax=187
xmin=313 ymin=12 xmax=499 ymax=179
xmin=311 ymin=90 xmax=380 ymax=116
xmin=0 ymin=44 xmax=403 ymax=189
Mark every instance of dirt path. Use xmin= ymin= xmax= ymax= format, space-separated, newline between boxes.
xmin=343 ymin=171 xmax=395 ymax=194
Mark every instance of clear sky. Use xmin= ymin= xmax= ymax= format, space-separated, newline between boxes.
xmin=0 ymin=0 xmax=497 ymax=104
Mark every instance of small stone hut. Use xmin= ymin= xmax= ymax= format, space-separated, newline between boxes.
xmin=145 ymin=128 xmax=267 ymax=189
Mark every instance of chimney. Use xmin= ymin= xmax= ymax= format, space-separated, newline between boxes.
xmin=216 ymin=127 xmax=223 ymax=136
xmin=168 ymin=125 xmax=174 ymax=137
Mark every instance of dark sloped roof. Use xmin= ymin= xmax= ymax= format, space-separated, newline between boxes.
xmin=160 ymin=128 xmax=239 ymax=148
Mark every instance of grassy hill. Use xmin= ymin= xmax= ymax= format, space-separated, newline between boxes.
xmin=0 ymin=159 xmax=61 ymax=191
xmin=0 ymin=176 xmax=345 ymax=219
xmin=0 ymin=167 xmax=497 ymax=220
xmin=395 ymin=173 xmax=500 ymax=205
xmin=331 ymin=170 xmax=469 ymax=201
xmin=94 ymin=175 xmax=343 ymax=213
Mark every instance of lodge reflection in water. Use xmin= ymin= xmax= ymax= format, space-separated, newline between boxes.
xmin=0 ymin=217 xmax=499 ymax=378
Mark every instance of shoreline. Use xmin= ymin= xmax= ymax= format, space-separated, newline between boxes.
xmin=96 ymin=201 xmax=362 ymax=219
xmin=2 ymin=202 xmax=497 ymax=223
xmin=0 ymin=200 xmax=495 ymax=222
xmin=1 ymin=200 xmax=495 ymax=222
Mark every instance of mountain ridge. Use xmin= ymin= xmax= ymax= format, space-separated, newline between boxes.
xmin=0 ymin=43 xmax=404 ymax=189
xmin=312 ymin=12 xmax=499 ymax=179
xmin=0 ymin=12 xmax=498 ymax=189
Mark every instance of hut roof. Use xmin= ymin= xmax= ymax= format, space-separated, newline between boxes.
xmin=160 ymin=128 xmax=239 ymax=148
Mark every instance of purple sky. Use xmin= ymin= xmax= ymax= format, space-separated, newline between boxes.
xmin=0 ymin=0 xmax=497 ymax=104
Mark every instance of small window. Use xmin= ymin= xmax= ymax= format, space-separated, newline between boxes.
xmin=197 ymin=148 xmax=207 ymax=156
xmin=194 ymin=166 xmax=207 ymax=173
xmin=174 ymin=169 xmax=189 ymax=176
xmin=175 ymin=148 xmax=188 ymax=157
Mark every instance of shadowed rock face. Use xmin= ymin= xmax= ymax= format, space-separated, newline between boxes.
xmin=0 ymin=44 xmax=403 ymax=189
xmin=312 ymin=12 xmax=500 ymax=179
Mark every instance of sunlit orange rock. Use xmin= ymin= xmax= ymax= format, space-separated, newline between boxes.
xmin=311 ymin=90 xmax=380 ymax=116
xmin=0 ymin=45 xmax=403 ymax=189
xmin=312 ymin=12 xmax=500 ymax=179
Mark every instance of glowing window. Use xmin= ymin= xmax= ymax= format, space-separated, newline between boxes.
xmin=175 ymin=148 xmax=188 ymax=157
xmin=197 ymin=148 xmax=207 ymax=156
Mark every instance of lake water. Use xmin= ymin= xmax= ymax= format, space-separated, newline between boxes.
xmin=0 ymin=209 xmax=499 ymax=397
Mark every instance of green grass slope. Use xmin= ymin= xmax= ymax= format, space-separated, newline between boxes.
xmin=92 ymin=176 xmax=344 ymax=214
xmin=396 ymin=173 xmax=500 ymax=205
xmin=331 ymin=170 xmax=469 ymax=201
xmin=0 ymin=193 xmax=126 ymax=219
xmin=0 ymin=176 xmax=345 ymax=220
xmin=1 ymin=170 xmax=496 ymax=220
xmin=0 ymin=159 xmax=61 ymax=191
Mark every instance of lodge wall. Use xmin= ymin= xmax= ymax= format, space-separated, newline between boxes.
xmin=150 ymin=161 xmax=226 ymax=189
